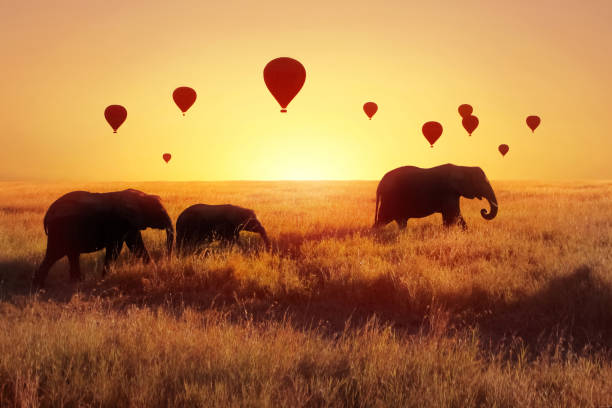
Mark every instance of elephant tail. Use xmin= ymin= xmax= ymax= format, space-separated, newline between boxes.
xmin=374 ymin=188 xmax=381 ymax=226
xmin=43 ymin=213 xmax=49 ymax=235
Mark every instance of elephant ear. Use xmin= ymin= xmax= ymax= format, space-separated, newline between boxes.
xmin=111 ymin=189 xmax=151 ymax=229
xmin=448 ymin=168 xmax=467 ymax=195
xmin=226 ymin=206 xmax=253 ymax=230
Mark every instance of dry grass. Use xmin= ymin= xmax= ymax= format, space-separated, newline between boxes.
xmin=0 ymin=180 xmax=611 ymax=407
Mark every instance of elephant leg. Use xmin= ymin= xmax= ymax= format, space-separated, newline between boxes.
xmin=373 ymin=202 xmax=393 ymax=229
xmin=33 ymin=243 xmax=65 ymax=289
xmin=103 ymin=241 xmax=122 ymax=277
xmin=125 ymin=230 xmax=150 ymax=263
xmin=442 ymin=212 xmax=457 ymax=227
xmin=457 ymin=215 xmax=467 ymax=230
xmin=395 ymin=218 xmax=408 ymax=230
xmin=442 ymin=212 xmax=466 ymax=228
xmin=442 ymin=197 xmax=462 ymax=227
xmin=67 ymin=253 xmax=82 ymax=282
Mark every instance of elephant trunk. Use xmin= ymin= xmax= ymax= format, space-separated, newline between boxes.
xmin=165 ymin=227 xmax=174 ymax=257
xmin=161 ymin=213 xmax=174 ymax=257
xmin=480 ymin=183 xmax=498 ymax=220
xmin=258 ymin=226 xmax=271 ymax=250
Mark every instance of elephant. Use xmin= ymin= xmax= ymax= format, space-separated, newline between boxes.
xmin=33 ymin=189 xmax=174 ymax=288
xmin=176 ymin=204 xmax=270 ymax=254
xmin=373 ymin=164 xmax=498 ymax=229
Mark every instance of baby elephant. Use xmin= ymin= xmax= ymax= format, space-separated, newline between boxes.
xmin=176 ymin=204 xmax=270 ymax=254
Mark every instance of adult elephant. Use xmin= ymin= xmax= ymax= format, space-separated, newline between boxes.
xmin=176 ymin=204 xmax=270 ymax=254
xmin=33 ymin=189 xmax=174 ymax=288
xmin=373 ymin=164 xmax=498 ymax=229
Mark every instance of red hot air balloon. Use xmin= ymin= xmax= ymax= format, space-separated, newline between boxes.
xmin=462 ymin=115 xmax=479 ymax=136
xmin=458 ymin=104 xmax=473 ymax=118
xmin=363 ymin=102 xmax=378 ymax=119
xmin=526 ymin=115 xmax=540 ymax=132
xmin=163 ymin=153 xmax=171 ymax=163
xmin=422 ymin=121 xmax=443 ymax=147
xmin=173 ymin=87 xmax=197 ymax=116
xmin=498 ymin=144 xmax=509 ymax=156
xmin=263 ymin=57 xmax=306 ymax=112
xmin=104 ymin=105 xmax=127 ymax=133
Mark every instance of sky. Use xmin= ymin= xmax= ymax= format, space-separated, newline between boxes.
xmin=1 ymin=0 xmax=611 ymax=181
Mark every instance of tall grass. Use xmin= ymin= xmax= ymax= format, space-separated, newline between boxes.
xmin=0 ymin=180 xmax=611 ymax=406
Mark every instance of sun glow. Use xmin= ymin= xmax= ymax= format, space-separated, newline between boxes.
xmin=1 ymin=1 xmax=611 ymax=181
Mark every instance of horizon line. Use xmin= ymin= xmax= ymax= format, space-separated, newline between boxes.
xmin=1 ymin=178 xmax=611 ymax=184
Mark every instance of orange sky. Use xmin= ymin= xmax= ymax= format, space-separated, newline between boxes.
xmin=1 ymin=0 xmax=611 ymax=181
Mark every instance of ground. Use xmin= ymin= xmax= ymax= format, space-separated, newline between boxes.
xmin=0 ymin=180 xmax=611 ymax=407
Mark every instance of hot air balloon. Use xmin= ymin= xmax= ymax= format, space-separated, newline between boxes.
xmin=263 ymin=57 xmax=306 ymax=112
xmin=526 ymin=115 xmax=540 ymax=132
xmin=363 ymin=102 xmax=378 ymax=119
xmin=498 ymin=144 xmax=509 ymax=156
xmin=173 ymin=87 xmax=197 ymax=116
xmin=163 ymin=153 xmax=171 ymax=163
xmin=458 ymin=104 xmax=473 ymax=118
xmin=104 ymin=105 xmax=127 ymax=133
xmin=422 ymin=121 xmax=443 ymax=147
xmin=462 ymin=115 xmax=479 ymax=136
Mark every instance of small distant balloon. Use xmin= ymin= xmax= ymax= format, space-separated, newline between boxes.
xmin=458 ymin=104 xmax=473 ymax=118
xmin=104 ymin=105 xmax=127 ymax=133
xmin=363 ymin=102 xmax=378 ymax=119
xmin=172 ymin=87 xmax=197 ymax=116
xmin=462 ymin=115 xmax=479 ymax=136
xmin=498 ymin=144 xmax=509 ymax=156
xmin=263 ymin=57 xmax=306 ymax=112
xmin=163 ymin=153 xmax=171 ymax=163
xmin=526 ymin=115 xmax=541 ymax=132
xmin=422 ymin=121 xmax=443 ymax=148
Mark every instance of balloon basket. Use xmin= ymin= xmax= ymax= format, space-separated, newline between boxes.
xmin=280 ymin=109 xmax=287 ymax=113
xmin=113 ymin=130 xmax=117 ymax=134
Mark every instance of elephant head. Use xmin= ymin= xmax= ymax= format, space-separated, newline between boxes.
xmin=110 ymin=189 xmax=174 ymax=256
xmin=233 ymin=208 xmax=271 ymax=249
xmin=449 ymin=166 xmax=498 ymax=220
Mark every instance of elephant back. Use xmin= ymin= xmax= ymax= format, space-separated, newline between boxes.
xmin=44 ymin=191 xmax=108 ymax=234
xmin=43 ymin=189 xmax=162 ymax=234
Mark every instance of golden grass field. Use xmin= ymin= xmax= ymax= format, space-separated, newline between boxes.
xmin=0 ymin=180 xmax=611 ymax=407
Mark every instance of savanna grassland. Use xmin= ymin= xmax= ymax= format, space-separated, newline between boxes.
xmin=0 ymin=180 xmax=611 ymax=407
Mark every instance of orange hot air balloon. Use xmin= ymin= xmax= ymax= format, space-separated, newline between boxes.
xmin=458 ymin=104 xmax=473 ymax=118
xmin=422 ymin=121 xmax=443 ymax=147
xmin=363 ymin=102 xmax=378 ymax=119
xmin=173 ymin=87 xmax=197 ymax=116
xmin=462 ymin=115 xmax=479 ymax=136
xmin=163 ymin=153 xmax=171 ymax=163
xmin=526 ymin=115 xmax=540 ymax=132
xmin=263 ymin=57 xmax=306 ymax=112
xmin=104 ymin=105 xmax=127 ymax=133
xmin=498 ymin=144 xmax=509 ymax=156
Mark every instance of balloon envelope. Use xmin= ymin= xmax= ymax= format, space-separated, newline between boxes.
xmin=462 ymin=115 xmax=479 ymax=135
xmin=263 ymin=57 xmax=306 ymax=112
xmin=363 ymin=102 xmax=378 ymax=119
xmin=173 ymin=87 xmax=197 ymax=115
xmin=422 ymin=121 xmax=443 ymax=147
xmin=498 ymin=144 xmax=509 ymax=156
xmin=163 ymin=153 xmax=171 ymax=163
xmin=104 ymin=105 xmax=127 ymax=133
xmin=526 ymin=115 xmax=541 ymax=132
xmin=458 ymin=104 xmax=473 ymax=118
